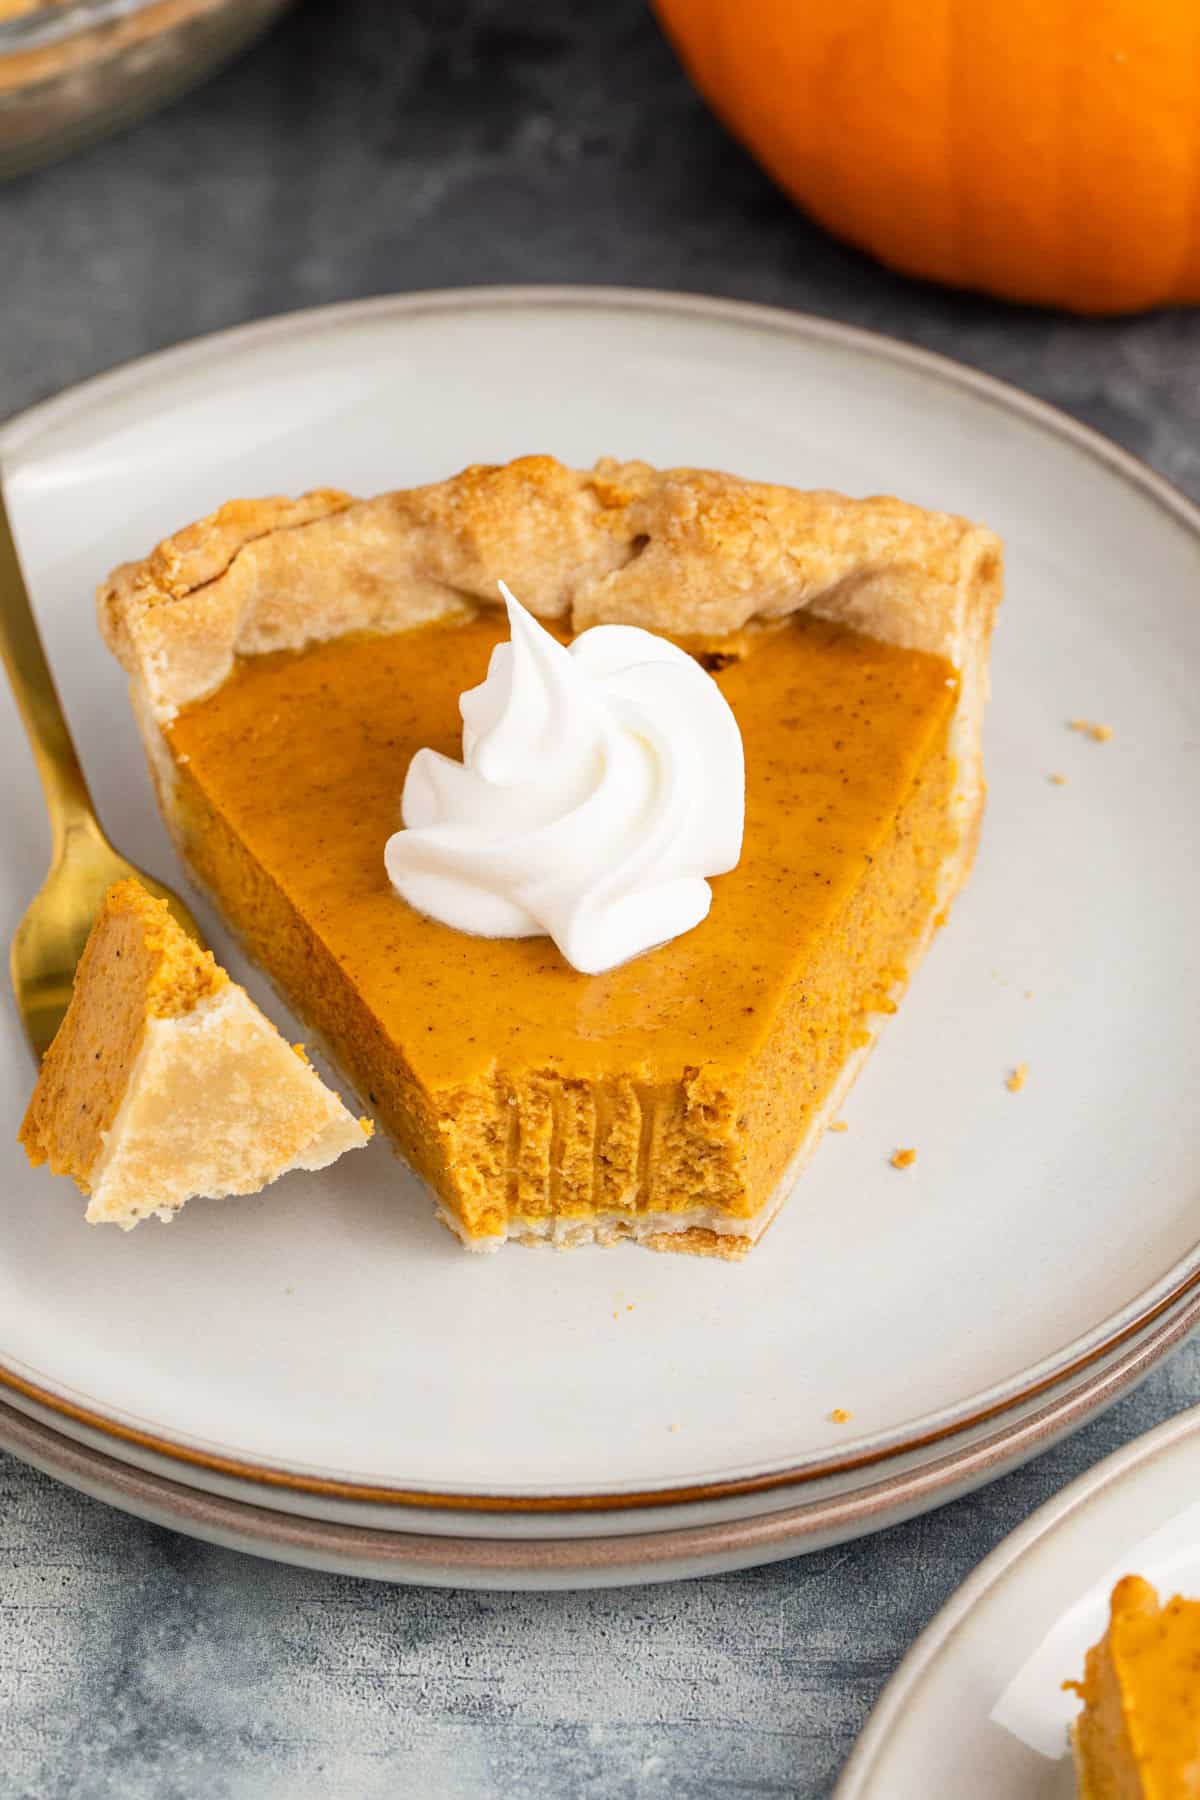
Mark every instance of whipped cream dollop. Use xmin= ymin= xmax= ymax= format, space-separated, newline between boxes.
xmin=383 ymin=583 xmax=744 ymax=975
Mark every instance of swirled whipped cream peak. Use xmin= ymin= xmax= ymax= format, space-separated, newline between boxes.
xmin=383 ymin=582 xmax=745 ymax=975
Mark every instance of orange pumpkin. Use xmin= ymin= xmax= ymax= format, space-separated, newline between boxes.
xmin=654 ymin=0 xmax=1200 ymax=315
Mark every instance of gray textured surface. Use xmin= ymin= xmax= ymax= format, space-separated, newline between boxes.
xmin=3 ymin=3 xmax=1200 ymax=1797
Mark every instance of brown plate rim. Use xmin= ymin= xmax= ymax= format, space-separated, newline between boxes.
xmin=1 ymin=1289 xmax=1194 ymax=1583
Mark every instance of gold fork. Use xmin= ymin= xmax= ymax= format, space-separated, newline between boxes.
xmin=1 ymin=485 xmax=203 ymax=1061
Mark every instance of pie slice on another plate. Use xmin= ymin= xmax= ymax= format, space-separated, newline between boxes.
xmin=97 ymin=455 xmax=1001 ymax=1256
xmin=20 ymin=879 xmax=370 ymax=1227
xmin=1068 ymin=1575 xmax=1200 ymax=1797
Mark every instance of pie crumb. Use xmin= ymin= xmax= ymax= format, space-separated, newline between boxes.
xmin=830 ymin=1408 xmax=853 ymax=1424
xmin=668 ymin=1422 xmax=681 ymax=1434
xmin=626 ymin=1303 xmax=635 ymax=1312
xmin=1068 ymin=718 xmax=1114 ymax=743
xmin=1006 ymin=1062 xmax=1029 ymax=1093
xmin=830 ymin=1120 xmax=849 ymax=1133
xmin=890 ymin=1147 xmax=918 ymax=1170
xmin=1049 ymin=772 xmax=1068 ymax=786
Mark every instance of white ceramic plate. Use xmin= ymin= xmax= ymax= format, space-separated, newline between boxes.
xmin=2 ymin=289 xmax=1200 ymax=1521
xmin=838 ymin=1403 xmax=1200 ymax=1797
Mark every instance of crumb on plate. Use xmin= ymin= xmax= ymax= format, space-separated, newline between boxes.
xmin=1006 ymin=1062 xmax=1029 ymax=1093
xmin=1068 ymin=718 xmax=1114 ymax=742
xmin=830 ymin=1408 xmax=853 ymax=1424
xmin=830 ymin=1120 xmax=849 ymax=1134
xmin=1049 ymin=772 xmax=1068 ymax=785
xmin=890 ymin=1147 xmax=918 ymax=1170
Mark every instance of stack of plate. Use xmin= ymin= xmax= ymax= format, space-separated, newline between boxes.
xmin=3 ymin=291 xmax=1198 ymax=1589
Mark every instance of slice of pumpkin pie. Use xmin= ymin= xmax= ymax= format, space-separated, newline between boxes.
xmin=19 ymin=879 xmax=370 ymax=1226
xmin=97 ymin=455 xmax=1001 ymax=1256
xmin=1067 ymin=1575 xmax=1200 ymax=1797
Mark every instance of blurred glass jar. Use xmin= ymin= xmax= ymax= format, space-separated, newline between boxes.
xmin=0 ymin=0 xmax=293 ymax=178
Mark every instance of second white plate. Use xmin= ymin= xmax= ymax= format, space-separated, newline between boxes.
xmin=838 ymin=1403 xmax=1200 ymax=1797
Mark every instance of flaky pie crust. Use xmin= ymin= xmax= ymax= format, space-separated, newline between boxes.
xmin=100 ymin=455 xmax=1000 ymax=714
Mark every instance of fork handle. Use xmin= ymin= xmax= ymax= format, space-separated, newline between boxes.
xmin=0 ymin=485 xmax=100 ymax=859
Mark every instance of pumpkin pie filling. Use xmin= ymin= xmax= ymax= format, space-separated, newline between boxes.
xmin=165 ymin=607 xmax=960 ymax=1251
